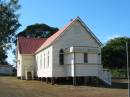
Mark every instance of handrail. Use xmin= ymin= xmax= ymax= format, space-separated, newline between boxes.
xmin=98 ymin=68 xmax=112 ymax=85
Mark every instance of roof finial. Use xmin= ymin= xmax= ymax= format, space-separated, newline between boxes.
xmin=70 ymin=19 xmax=73 ymax=21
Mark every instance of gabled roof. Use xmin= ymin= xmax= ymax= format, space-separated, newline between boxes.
xmin=18 ymin=37 xmax=47 ymax=54
xmin=35 ymin=17 xmax=102 ymax=53
xmin=35 ymin=18 xmax=77 ymax=53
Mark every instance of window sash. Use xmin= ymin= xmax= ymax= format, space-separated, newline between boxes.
xmin=59 ymin=49 xmax=64 ymax=65
xmin=84 ymin=53 xmax=88 ymax=63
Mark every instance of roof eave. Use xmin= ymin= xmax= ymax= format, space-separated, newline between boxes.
xmin=76 ymin=17 xmax=102 ymax=46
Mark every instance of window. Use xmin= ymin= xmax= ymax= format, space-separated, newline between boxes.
xmin=84 ymin=53 xmax=88 ymax=63
xmin=59 ymin=49 xmax=64 ymax=65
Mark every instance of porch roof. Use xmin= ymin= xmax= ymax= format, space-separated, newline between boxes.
xmin=64 ymin=46 xmax=100 ymax=53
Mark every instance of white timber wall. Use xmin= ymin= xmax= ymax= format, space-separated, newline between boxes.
xmin=75 ymin=53 xmax=83 ymax=63
xmin=65 ymin=53 xmax=99 ymax=64
xmin=64 ymin=53 xmax=74 ymax=65
xmin=0 ymin=66 xmax=14 ymax=75
xmin=21 ymin=54 xmax=34 ymax=77
xmin=64 ymin=52 xmax=100 ymax=76
xmin=52 ymin=21 xmax=101 ymax=77
xmin=88 ymin=53 xmax=98 ymax=64
xmin=17 ymin=49 xmax=22 ymax=77
xmin=35 ymin=46 xmax=53 ymax=77
xmin=66 ymin=64 xmax=99 ymax=76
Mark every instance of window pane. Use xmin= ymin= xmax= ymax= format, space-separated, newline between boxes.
xmin=59 ymin=49 xmax=64 ymax=65
xmin=84 ymin=53 xmax=88 ymax=63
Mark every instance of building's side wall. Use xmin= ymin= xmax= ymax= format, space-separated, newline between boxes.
xmin=65 ymin=53 xmax=99 ymax=64
xmin=21 ymin=54 xmax=35 ymax=78
xmin=52 ymin=20 xmax=101 ymax=77
xmin=0 ymin=66 xmax=14 ymax=75
xmin=66 ymin=64 xmax=100 ymax=77
xmin=35 ymin=46 xmax=53 ymax=77
xmin=64 ymin=53 xmax=74 ymax=65
xmin=17 ymin=49 xmax=22 ymax=77
xmin=65 ymin=52 xmax=101 ymax=76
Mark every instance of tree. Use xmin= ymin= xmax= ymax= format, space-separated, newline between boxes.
xmin=12 ymin=23 xmax=58 ymax=66
xmin=0 ymin=48 xmax=8 ymax=64
xmin=102 ymin=37 xmax=130 ymax=68
xmin=17 ymin=23 xmax=59 ymax=38
xmin=0 ymin=0 xmax=20 ymax=64
xmin=102 ymin=37 xmax=130 ymax=77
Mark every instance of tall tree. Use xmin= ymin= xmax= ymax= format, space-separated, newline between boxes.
xmin=102 ymin=37 xmax=130 ymax=69
xmin=17 ymin=23 xmax=58 ymax=38
xmin=0 ymin=48 xmax=8 ymax=64
xmin=0 ymin=0 xmax=20 ymax=64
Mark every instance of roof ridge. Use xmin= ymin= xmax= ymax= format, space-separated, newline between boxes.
xmin=35 ymin=17 xmax=79 ymax=53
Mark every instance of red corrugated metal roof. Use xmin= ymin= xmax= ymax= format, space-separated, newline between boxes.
xmin=18 ymin=37 xmax=47 ymax=54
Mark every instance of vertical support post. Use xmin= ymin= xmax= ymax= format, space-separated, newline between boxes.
xmin=46 ymin=77 xmax=48 ymax=84
xmin=84 ymin=77 xmax=87 ymax=85
xmin=41 ymin=77 xmax=42 ymax=82
xmin=73 ymin=52 xmax=76 ymax=86
xmin=26 ymin=71 xmax=28 ymax=80
xmin=32 ymin=71 xmax=34 ymax=80
xmin=73 ymin=77 xmax=75 ymax=86
xmin=51 ymin=77 xmax=55 ymax=85
xmin=126 ymin=41 xmax=130 ymax=97
xmin=21 ymin=76 xmax=23 ymax=80
xmin=96 ymin=77 xmax=99 ymax=87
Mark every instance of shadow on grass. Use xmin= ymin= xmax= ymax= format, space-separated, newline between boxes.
xmin=110 ymin=81 xmax=128 ymax=89
xmin=37 ymin=77 xmax=128 ymax=89
xmin=56 ymin=79 xmax=128 ymax=89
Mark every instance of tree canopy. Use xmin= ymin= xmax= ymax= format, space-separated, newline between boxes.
xmin=0 ymin=0 xmax=20 ymax=64
xmin=102 ymin=37 xmax=130 ymax=69
xmin=17 ymin=23 xmax=59 ymax=38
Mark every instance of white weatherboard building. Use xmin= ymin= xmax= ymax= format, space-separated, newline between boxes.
xmin=17 ymin=17 xmax=111 ymax=85
xmin=0 ymin=65 xmax=14 ymax=75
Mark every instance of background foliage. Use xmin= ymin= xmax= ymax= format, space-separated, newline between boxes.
xmin=0 ymin=0 xmax=20 ymax=64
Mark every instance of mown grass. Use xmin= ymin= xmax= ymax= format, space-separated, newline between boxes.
xmin=0 ymin=76 xmax=128 ymax=97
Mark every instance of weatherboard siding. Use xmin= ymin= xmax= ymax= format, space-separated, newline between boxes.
xmin=35 ymin=46 xmax=53 ymax=77
xmin=52 ymin=21 xmax=101 ymax=77
xmin=17 ymin=49 xmax=22 ymax=77
xmin=21 ymin=54 xmax=34 ymax=77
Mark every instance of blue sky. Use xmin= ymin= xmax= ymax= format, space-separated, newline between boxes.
xmin=7 ymin=0 xmax=130 ymax=64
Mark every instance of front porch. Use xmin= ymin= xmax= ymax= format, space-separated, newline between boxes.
xmin=63 ymin=46 xmax=111 ymax=85
xmin=64 ymin=46 xmax=102 ymax=77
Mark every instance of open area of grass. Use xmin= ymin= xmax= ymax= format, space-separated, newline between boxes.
xmin=0 ymin=76 xmax=128 ymax=97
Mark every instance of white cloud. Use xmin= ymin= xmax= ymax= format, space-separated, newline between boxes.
xmin=104 ymin=34 xmax=122 ymax=43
